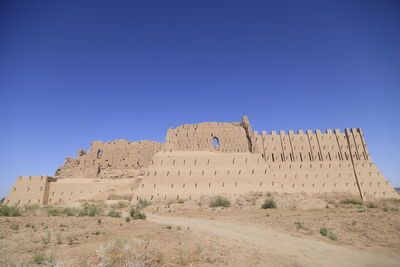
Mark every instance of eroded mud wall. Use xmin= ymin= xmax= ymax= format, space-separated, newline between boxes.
xmin=133 ymin=124 xmax=397 ymax=202
xmin=55 ymin=140 xmax=164 ymax=179
xmin=132 ymin=150 xmax=397 ymax=202
xmin=4 ymin=176 xmax=52 ymax=206
xmin=164 ymin=121 xmax=251 ymax=153
xmin=47 ymin=178 xmax=137 ymax=205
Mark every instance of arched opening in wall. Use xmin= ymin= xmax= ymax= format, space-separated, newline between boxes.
xmin=212 ymin=137 xmax=219 ymax=147
xmin=97 ymin=150 xmax=103 ymax=159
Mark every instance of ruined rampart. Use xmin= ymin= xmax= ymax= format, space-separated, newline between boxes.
xmin=4 ymin=176 xmax=53 ymax=206
xmin=55 ymin=139 xmax=163 ymax=179
xmin=5 ymin=116 xmax=398 ymax=206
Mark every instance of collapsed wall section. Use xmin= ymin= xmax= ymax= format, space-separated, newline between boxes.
xmin=55 ymin=139 xmax=163 ymax=179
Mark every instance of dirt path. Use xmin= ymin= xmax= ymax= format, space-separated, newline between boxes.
xmin=147 ymin=214 xmax=400 ymax=267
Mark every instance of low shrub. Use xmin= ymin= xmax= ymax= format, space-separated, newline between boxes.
xmin=44 ymin=204 xmax=103 ymax=217
xmin=0 ymin=205 xmax=22 ymax=217
xmin=62 ymin=207 xmax=76 ymax=216
xmin=31 ymin=252 xmax=53 ymax=265
xmin=107 ymin=193 xmax=132 ymax=200
xmin=262 ymin=199 xmax=277 ymax=209
xmin=68 ymin=236 xmax=78 ymax=245
xmin=56 ymin=233 xmax=62 ymax=244
xmin=10 ymin=224 xmax=19 ymax=230
xmin=44 ymin=206 xmax=77 ymax=216
xmin=137 ymin=198 xmax=151 ymax=210
xmin=23 ymin=204 xmax=40 ymax=214
xmin=129 ymin=207 xmax=146 ymax=220
xmin=320 ymin=227 xmax=337 ymax=241
xmin=96 ymin=239 xmax=162 ymax=267
xmin=328 ymin=232 xmax=337 ymax=241
xmin=320 ymin=227 xmax=328 ymax=236
xmin=340 ymin=199 xmax=362 ymax=205
xmin=383 ymin=207 xmax=399 ymax=212
xmin=108 ymin=210 xmax=122 ymax=218
xmin=25 ymin=223 xmax=34 ymax=228
xmin=78 ymin=204 xmax=102 ymax=217
xmin=42 ymin=232 xmax=51 ymax=244
xmin=111 ymin=201 xmax=129 ymax=209
xmin=209 ymin=196 xmax=230 ymax=208
xmin=45 ymin=207 xmax=62 ymax=216
xmin=295 ymin=221 xmax=306 ymax=230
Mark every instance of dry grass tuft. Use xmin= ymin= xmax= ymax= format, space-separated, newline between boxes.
xmin=96 ymin=238 xmax=165 ymax=266
xmin=108 ymin=193 xmax=132 ymax=201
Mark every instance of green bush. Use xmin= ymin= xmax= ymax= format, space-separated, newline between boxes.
xmin=62 ymin=207 xmax=76 ymax=216
xmin=129 ymin=207 xmax=146 ymax=220
xmin=209 ymin=196 xmax=230 ymax=208
xmin=10 ymin=224 xmax=19 ymax=230
xmin=295 ymin=221 xmax=306 ymax=230
xmin=78 ymin=205 xmax=102 ymax=217
xmin=137 ymin=199 xmax=151 ymax=210
xmin=328 ymin=232 xmax=337 ymax=241
xmin=0 ymin=205 xmax=22 ymax=217
xmin=320 ymin=227 xmax=328 ymax=236
xmin=319 ymin=228 xmax=337 ymax=240
xmin=23 ymin=204 xmax=40 ymax=213
xmin=44 ymin=206 xmax=76 ymax=216
xmin=44 ymin=204 xmax=102 ymax=217
xmin=111 ymin=201 xmax=129 ymax=209
xmin=340 ymin=199 xmax=362 ymax=205
xmin=56 ymin=233 xmax=62 ymax=244
xmin=108 ymin=210 xmax=121 ymax=218
xmin=31 ymin=252 xmax=52 ymax=265
xmin=46 ymin=207 xmax=61 ymax=216
xmin=262 ymin=199 xmax=277 ymax=209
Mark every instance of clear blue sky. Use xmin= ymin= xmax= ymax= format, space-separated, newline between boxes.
xmin=1 ymin=1 xmax=399 ymax=198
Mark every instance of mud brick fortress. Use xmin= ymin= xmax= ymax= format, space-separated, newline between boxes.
xmin=5 ymin=116 xmax=398 ymax=206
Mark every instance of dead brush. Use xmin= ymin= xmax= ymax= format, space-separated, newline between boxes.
xmin=96 ymin=238 xmax=166 ymax=266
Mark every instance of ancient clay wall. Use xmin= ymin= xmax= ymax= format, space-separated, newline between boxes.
xmin=55 ymin=139 xmax=163 ymax=179
xmin=132 ymin=151 xmax=359 ymax=201
xmin=132 ymin=150 xmax=397 ymax=202
xmin=253 ymin=128 xmax=369 ymax=163
xmin=47 ymin=178 xmax=137 ymax=205
xmin=164 ymin=121 xmax=251 ymax=153
xmin=132 ymin=124 xmax=397 ymax=202
xmin=5 ymin=116 xmax=397 ymax=206
xmin=4 ymin=176 xmax=53 ymax=206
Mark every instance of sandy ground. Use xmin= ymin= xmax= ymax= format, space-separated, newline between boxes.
xmin=0 ymin=193 xmax=399 ymax=266
xmin=147 ymin=214 xmax=399 ymax=267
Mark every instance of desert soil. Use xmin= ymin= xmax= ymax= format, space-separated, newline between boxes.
xmin=1 ymin=194 xmax=399 ymax=266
